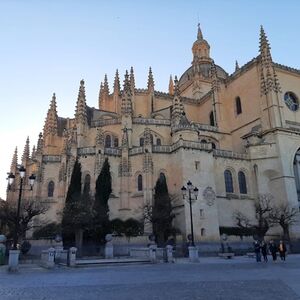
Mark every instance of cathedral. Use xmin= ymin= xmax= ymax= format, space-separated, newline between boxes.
xmin=7 ymin=25 xmax=300 ymax=242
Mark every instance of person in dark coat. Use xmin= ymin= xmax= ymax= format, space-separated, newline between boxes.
xmin=278 ymin=240 xmax=287 ymax=261
xmin=269 ymin=240 xmax=277 ymax=261
xmin=261 ymin=241 xmax=268 ymax=262
xmin=254 ymin=240 xmax=261 ymax=262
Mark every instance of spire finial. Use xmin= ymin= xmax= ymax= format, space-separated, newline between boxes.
xmin=130 ymin=66 xmax=135 ymax=92
xmin=197 ymin=23 xmax=203 ymax=40
xmin=22 ymin=136 xmax=30 ymax=164
xmin=44 ymin=93 xmax=58 ymax=137
xmin=10 ymin=146 xmax=18 ymax=172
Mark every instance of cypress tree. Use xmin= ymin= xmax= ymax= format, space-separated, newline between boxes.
xmin=152 ymin=173 xmax=174 ymax=246
xmin=94 ymin=157 xmax=112 ymax=240
xmin=62 ymin=158 xmax=93 ymax=252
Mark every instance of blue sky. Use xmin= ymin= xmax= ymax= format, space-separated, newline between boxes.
xmin=1 ymin=0 xmax=300 ymax=199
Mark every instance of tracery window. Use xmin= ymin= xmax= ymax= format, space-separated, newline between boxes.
xmin=238 ymin=171 xmax=247 ymax=194
xmin=209 ymin=111 xmax=215 ymax=126
xmin=140 ymin=138 xmax=144 ymax=147
xmin=83 ymin=174 xmax=91 ymax=195
xmin=156 ymin=138 xmax=161 ymax=146
xmin=48 ymin=181 xmax=55 ymax=197
xmin=105 ymin=135 xmax=111 ymax=148
xmin=114 ymin=137 xmax=119 ymax=148
xmin=224 ymin=170 xmax=234 ymax=193
xmin=236 ymin=97 xmax=242 ymax=115
xmin=137 ymin=174 xmax=143 ymax=191
xmin=284 ymin=92 xmax=299 ymax=111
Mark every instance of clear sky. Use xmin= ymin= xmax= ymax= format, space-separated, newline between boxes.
xmin=1 ymin=0 xmax=300 ymax=199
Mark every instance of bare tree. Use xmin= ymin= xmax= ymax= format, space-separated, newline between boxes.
xmin=233 ymin=194 xmax=274 ymax=240
xmin=269 ymin=204 xmax=299 ymax=242
xmin=0 ymin=199 xmax=48 ymax=241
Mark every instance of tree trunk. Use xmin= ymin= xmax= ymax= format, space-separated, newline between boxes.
xmin=282 ymin=225 xmax=290 ymax=242
xmin=75 ymin=229 xmax=83 ymax=257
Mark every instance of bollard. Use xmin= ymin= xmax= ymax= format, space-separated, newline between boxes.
xmin=54 ymin=246 xmax=64 ymax=264
xmin=166 ymin=245 xmax=174 ymax=263
xmin=8 ymin=250 xmax=20 ymax=272
xmin=68 ymin=247 xmax=77 ymax=267
xmin=149 ymin=244 xmax=157 ymax=263
xmin=188 ymin=246 xmax=199 ymax=262
xmin=47 ymin=247 xmax=55 ymax=268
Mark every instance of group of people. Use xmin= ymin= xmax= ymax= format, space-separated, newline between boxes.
xmin=254 ymin=240 xmax=287 ymax=262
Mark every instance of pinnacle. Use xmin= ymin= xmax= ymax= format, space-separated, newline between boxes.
xmin=235 ymin=60 xmax=240 ymax=71
xmin=169 ymin=75 xmax=174 ymax=95
xmin=147 ymin=67 xmax=154 ymax=90
xmin=113 ymin=69 xmax=120 ymax=94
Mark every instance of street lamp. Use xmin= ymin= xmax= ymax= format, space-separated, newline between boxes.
xmin=7 ymin=166 xmax=36 ymax=250
xmin=181 ymin=180 xmax=199 ymax=247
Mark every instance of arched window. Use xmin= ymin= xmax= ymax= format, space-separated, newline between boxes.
xmin=137 ymin=174 xmax=143 ymax=191
xmin=140 ymin=138 xmax=144 ymax=147
xmin=224 ymin=170 xmax=234 ymax=193
xmin=212 ymin=142 xmax=216 ymax=149
xmin=238 ymin=171 xmax=247 ymax=194
xmin=156 ymin=138 xmax=161 ymax=146
xmin=48 ymin=181 xmax=55 ymax=197
xmin=114 ymin=137 xmax=119 ymax=148
xmin=236 ymin=97 xmax=242 ymax=115
xmin=150 ymin=134 xmax=154 ymax=144
xmin=83 ymin=174 xmax=91 ymax=195
xmin=105 ymin=135 xmax=111 ymax=148
xmin=201 ymin=228 xmax=206 ymax=236
xmin=159 ymin=172 xmax=166 ymax=182
xmin=209 ymin=111 xmax=215 ymax=126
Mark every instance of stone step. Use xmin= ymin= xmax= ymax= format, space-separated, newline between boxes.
xmin=75 ymin=257 xmax=151 ymax=266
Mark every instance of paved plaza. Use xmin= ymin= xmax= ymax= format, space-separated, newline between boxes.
xmin=0 ymin=255 xmax=300 ymax=300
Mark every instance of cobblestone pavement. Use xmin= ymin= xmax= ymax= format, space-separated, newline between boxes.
xmin=0 ymin=255 xmax=300 ymax=300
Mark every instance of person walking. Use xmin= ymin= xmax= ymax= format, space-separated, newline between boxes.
xmin=269 ymin=240 xmax=277 ymax=262
xmin=278 ymin=240 xmax=287 ymax=261
xmin=254 ymin=240 xmax=261 ymax=262
xmin=261 ymin=241 xmax=268 ymax=262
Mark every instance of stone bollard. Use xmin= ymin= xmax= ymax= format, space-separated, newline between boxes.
xmin=0 ymin=235 xmax=7 ymax=265
xmin=104 ymin=234 xmax=114 ymax=259
xmin=188 ymin=246 xmax=199 ymax=263
xmin=47 ymin=247 xmax=56 ymax=268
xmin=54 ymin=246 xmax=64 ymax=264
xmin=166 ymin=245 xmax=174 ymax=263
xmin=149 ymin=244 xmax=157 ymax=263
xmin=68 ymin=247 xmax=77 ymax=267
xmin=8 ymin=250 xmax=20 ymax=272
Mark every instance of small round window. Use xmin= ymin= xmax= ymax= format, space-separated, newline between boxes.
xmin=284 ymin=92 xmax=299 ymax=111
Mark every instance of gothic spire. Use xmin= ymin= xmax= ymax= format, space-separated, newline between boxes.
xmin=44 ymin=93 xmax=58 ymax=137
xmin=10 ymin=147 xmax=18 ymax=172
xmin=235 ymin=60 xmax=240 ymax=72
xmin=259 ymin=26 xmax=281 ymax=95
xmin=36 ymin=132 xmax=43 ymax=154
xmin=98 ymin=82 xmax=104 ymax=109
xmin=197 ymin=23 xmax=203 ymax=40
xmin=211 ymin=60 xmax=220 ymax=92
xmin=171 ymin=76 xmax=184 ymax=123
xmin=130 ymin=66 xmax=135 ymax=92
xmin=21 ymin=136 xmax=30 ymax=164
xmin=113 ymin=69 xmax=120 ymax=95
xmin=75 ymin=79 xmax=88 ymax=125
xmin=121 ymin=70 xmax=133 ymax=116
xmin=169 ymin=75 xmax=174 ymax=95
xmin=31 ymin=145 xmax=36 ymax=159
xmin=147 ymin=67 xmax=154 ymax=91
xmin=103 ymin=74 xmax=110 ymax=97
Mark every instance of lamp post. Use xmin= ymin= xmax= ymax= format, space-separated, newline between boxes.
xmin=7 ymin=166 xmax=35 ymax=271
xmin=181 ymin=181 xmax=199 ymax=247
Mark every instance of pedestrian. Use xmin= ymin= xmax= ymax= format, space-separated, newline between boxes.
xmin=261 ymin=241 xmax=268 ymax=262
xmin=254 ymin=240 xmax=261 ymax=262
xmin=269 ymin=240 xmax=277 ymax=262
xmin=278 ymin=240 xmax=287 ymax=261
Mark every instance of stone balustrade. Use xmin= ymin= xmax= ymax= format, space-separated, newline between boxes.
xmin=78 ymin=147 xmax=96 ymax=155
xmin=91 ymin=118 xmax=121 ymax=127
xmin=42 ymin=155 xmax=61 ymax=163
xmin=213 ymin=149 xmax=249 ymax=160
xmin=133 ymin=117 xmax=171 ymax=126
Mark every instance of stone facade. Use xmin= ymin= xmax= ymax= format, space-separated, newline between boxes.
xmin=7 ymin=25 xmax=300 ymax=242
